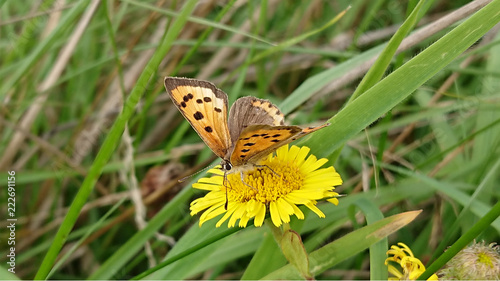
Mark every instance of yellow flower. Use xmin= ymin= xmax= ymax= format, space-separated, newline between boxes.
xmin=189 ymin=145 xmax=342 ymax=228
xmin=386 ymin=242 xmax=438 ymax=280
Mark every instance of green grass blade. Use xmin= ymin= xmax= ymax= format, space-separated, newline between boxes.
xmin=88 ymin=187 xmax=194 ymax=279
xmin=172 ymin=0 xmax=237 ymax=75
xmin=120 ymin=0 xmax=273 ymax=46
xmin=279 ymin=45 xmax=384 ymax=115
xmin=47 ymin=197 xmax=128 ymax=279
xmin=430 ymin=156 xmax=500 ymax=262
xmin=262 ymin=211 xmax=422 ymax=279
xmin=248 ymin=7 xmax=349 ymax=66
xmin=141 ymin=220 xmax=262 ymax=279
xmin=131 ymin=226 xmax=240 ymax=280
xmin=381 ymin=162 xmax=500 ymax=231
xmin=418 ymin=200 xmax=500 ymax=280
xmin=33 ymin=0 xmax=199 ymax=279
xmin=0 ymin=266 xmax=19 ymax=280
xmin=350 ymin=0 xmax=426 ymax=101
xmin=301 ymin=0 xmax=500 ymax=158
xmin=354 ymin=198 xmax=388 ymax=281
xmin=0 ymin=0 xmax=90 ymax=98
xmin=241 ymin=232 xmax=286 ymax=280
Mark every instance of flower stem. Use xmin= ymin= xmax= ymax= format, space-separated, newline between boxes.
xmin=266 ymin=219 xmax=284 ymax=244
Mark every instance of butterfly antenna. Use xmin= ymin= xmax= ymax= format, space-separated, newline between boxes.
xmin=178 ymin=164 xmax=217 ymax=183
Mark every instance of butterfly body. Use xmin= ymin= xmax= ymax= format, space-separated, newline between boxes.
xmin=165 ymin=77 xmax=328 ymax=175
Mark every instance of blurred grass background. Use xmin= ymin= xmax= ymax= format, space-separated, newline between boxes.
xmin=1 ymin=0 xmax=499 ymax=279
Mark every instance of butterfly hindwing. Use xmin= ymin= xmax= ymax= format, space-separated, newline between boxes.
xmin=165 ymin=77 xmax=231 ymax=159
xmin=229 ymin=123 xmax=330 ymax=166
xmin=228 ymin=97 xmax=285 ymax=144
xmin=229 ymin=125 xmax=301 ymax=166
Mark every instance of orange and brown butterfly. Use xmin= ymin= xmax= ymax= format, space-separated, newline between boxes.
xmin=164 ymin=76 xmax=329 ymax=175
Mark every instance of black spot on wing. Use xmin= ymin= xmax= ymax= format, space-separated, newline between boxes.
xmin=241 ymin=149 xmax=250 ymax=153
xmin=196 ymin=99 xmax=203 ymax=104
xmin=182 ymin=93 xmax=194 ymax=102
xmin=244 ymin=143 xmax=255 ymax=146
xmin=271 ymin=139 xmax=280 ymax=143
xmin=272 ymin=134 xmax=281 ymax=137
xmin=215 ymin=107 xmax=222 ymax=113
xmin=180 ymin=101 xmax=187 ymax=108
xmin=205 ymin=126 xmax=213 ymax=132
xmin=204 ymin=97 xmax=212 ymax=102
xmin=193 ymin=111 xmax=204 ymax=120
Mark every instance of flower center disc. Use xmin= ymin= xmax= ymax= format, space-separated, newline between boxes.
xmin=225 ymin=161 xmax=303 ymax=204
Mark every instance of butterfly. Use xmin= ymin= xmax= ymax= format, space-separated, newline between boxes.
xmin=164 ymin=77 xmax=329 ymax=177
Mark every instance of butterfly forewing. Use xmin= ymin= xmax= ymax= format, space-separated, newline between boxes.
xmin=228 ymin=97 xmax=285 ymax=144
xmin=165 ymin=77 xmax=231 ymax=159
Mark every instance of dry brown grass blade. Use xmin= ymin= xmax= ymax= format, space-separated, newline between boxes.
xmin=197 ymin=0 xmax=280 ymax=80
xmin=0 ymin=0 xmax=102 ymax=170
xmin=347 ymin=0 xmax=495 ymax=193
xmin=309 ymin=0 xmax=493 ymax=105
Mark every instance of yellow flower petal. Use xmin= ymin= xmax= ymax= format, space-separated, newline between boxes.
xmin=305 ymin=201 xmax=325 ymax=218
xmin=216 ymin=204 xmax=237 ymax=228
xmin=239 ymin=213 xmax=250 ymax=228
xmin=199 ymin=204 xmax=226 ymax=226
xmin=270 ymin=201 xmax=282 ymax=227
xmin=228 ymin=203 xmax=247 ymax=227
xmin=254 ymin=202 xmax=266 ymax=227
xmin=294 ymin=146 xmax=311 ymax=167
xmin=386 ymin=242 xmax=436 ymax=280
xmin=277 ymin=197 xmax=295 ymax=215
xmin=285 ymin=198 xmax=305 ymax=219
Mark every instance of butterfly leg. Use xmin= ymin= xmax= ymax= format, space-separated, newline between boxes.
xmin=239 ymin=172 xmax=258 ymax=191
xmin=254 ymin=164 xmax=287 ymax=183
xmin=255 ymin=164 xmax=279 ymax=176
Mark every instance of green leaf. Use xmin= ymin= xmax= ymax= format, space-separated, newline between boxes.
xmin=262 ymin=210 xmax=422 ymax=279
xmin=354 ymin=198 xmax=388 ymax=281
xmin=281 ymin=230 xmax=311 ymax=279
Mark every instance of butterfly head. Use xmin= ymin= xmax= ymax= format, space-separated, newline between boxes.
xmin=221 ymin=159 xmax=232 ymax=171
